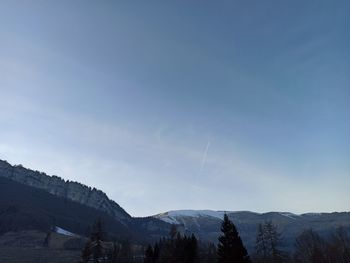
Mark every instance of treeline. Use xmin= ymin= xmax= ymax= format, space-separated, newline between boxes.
xmin=252 ymin=222 xmax=350 ymax=263
xmin=292 ymin=227 xmax=350 ymax=263
xmin=79 ymin=215 xmax=350 ymax=263
xmin=78 ymin=215 xmax=248 ymax=263
xmin=78 ymin=220 xmax=215 ymax=263
xmin=143 ymin=228 xmax=198 ymax=263
xmin=123 ymin=214 xmax=249 ymax=263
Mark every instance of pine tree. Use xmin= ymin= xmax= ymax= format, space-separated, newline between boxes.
xmin=91 ymin=219 xmax=104 ymax=263
xmin=79 ymin=218 xmax=106 ymax=263
xmin=217 ymin=214 xmax=251 ymax=263
xmin=254 ymin=221 xmax=285 ymax=263
xmin=186 ymin=234 xmax=198 ymax=263
xmin=80 ymin=240 xmax=94 ymax=263
xmin=119 ymin=240 xmax=133 ymax=263
xmin=170 ymin=225 xmax=178 ymax=240
xmin=204 ymin=242 xmax=217 ymax=263
xmin=144 ymin=245 xmax=155 ymax=263
xmin=108 ymin=241 xmax=120 ymax=263
xmin=153 ymin=243 xmax=160 ymax=262
xmin=145 ymin=231 xmax=198 ymax=263
xmin=255 ymin=223 xmax=268 ymax=263
xmin=264 ymin=221 xmax=283 ymax=263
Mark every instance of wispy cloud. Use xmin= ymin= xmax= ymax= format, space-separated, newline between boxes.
xmin=199 ymin=141 xmax=210 ymax=172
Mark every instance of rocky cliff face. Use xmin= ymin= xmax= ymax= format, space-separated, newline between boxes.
xmin=0 ymin=159 xmax=131 ymax=223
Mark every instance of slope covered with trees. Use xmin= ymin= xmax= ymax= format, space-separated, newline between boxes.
xmin=0 ymin=176 xmax=169 ymax=243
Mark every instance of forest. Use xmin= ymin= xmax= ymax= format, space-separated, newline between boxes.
xmin=78 ymin=214 xmax=350 ymax=263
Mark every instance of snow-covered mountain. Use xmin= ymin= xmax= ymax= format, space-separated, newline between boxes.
xmin=154 ymin=210 xmax=350 ymax=252
xmin=154 ymin=210 xmax=227 ymax=224
xmin=154 ymin=209 xmax=303 ymax=227
xmin=155 ymin=209 xmax=304 ymax=222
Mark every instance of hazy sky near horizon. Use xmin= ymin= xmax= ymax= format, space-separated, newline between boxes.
xmin=1 ymin=1 xmax=349 ymax=216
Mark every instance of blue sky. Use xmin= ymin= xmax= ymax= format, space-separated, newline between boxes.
xmin=0 ymin=1 xmax=349 ymax=216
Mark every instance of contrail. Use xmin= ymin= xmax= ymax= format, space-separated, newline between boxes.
xmin=200 ymin=141 xmax=210 ymax=172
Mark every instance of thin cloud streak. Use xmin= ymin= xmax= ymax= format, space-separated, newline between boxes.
xmin=200 ymin=141 xmax=210 ymax=173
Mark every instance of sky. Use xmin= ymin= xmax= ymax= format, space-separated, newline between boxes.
xmin=0 ymin=1 xmax=349 ymax=216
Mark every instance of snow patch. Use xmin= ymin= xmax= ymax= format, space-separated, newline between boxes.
xmin=279 ymin=212 xmax=300 ymax=220
xmin=54 ymin=226 xmax=75 ymax=236
xmin=302 ymin=212 xmax=323 ymax=216
xmin=155 ymin=210 xmax=227 ymax=225
xmin=167 ymin=210 xmax=226 ymax=220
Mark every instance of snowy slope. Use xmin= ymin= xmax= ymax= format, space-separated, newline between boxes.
xmin=152 ymin=210 xmax=350 ymax=253
xmin=54 ymin=226 xmax=76 ymax=237
xmin=155 ymin=210 xmax=302 ymax=224
xmin=154 ymin=210 xmax=226 ymax=224
xmin=279 ymin=212 xmax=301 ymax=220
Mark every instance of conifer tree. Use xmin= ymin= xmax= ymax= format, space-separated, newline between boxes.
xmin=144 ymin=230 xmax=198 ymax=263
xmin=108 ymin=241 xmax=120 ymax=263
xmin=119 ymin=240 xmax=133 ymax=263
xmin=79 ymin=218 xmax=106 ymax=263
xmin=186 ymin=234 xmax=198 ymax=263
xmin=144 ymin=245 xmax=155 ymax=263
xmin=264 ymin=221 xmax=284 ymax=263
xmin=91 ymin=219 xmax=104 ymax=263
xmin=80 ymin=241 xmax=92 ymax=263
xmin=255 ymin=223 xmax=268 ymax=262
xmin=202 ymin=242 xmax=217 ymax=263
xmin=170 ymin=225 xmax=178 ymax=240
xmin=217 ymin=214 xmax=251 ymax=263
xmin=255 ymin=221 xmax=285 ymax=263
xmin=153 ymin=243 xmax=160 ymax=262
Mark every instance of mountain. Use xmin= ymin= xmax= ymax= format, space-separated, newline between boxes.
xmin=0 ymin=175 xmax=131 ymax=238
xmin=0 ymin=160 xmax=171 ymax=243
xmin=154 ymin=210 xmax=350 ymax=252
xmin=1 ymin=159 xmax=349 ymax=254
xmin=0 ymin=160 xmax=130 ymax=224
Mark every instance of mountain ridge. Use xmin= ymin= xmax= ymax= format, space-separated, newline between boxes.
xmin=1 ymin=158 xmax=349 ymax=253
xmin=153 ymin=209 xmax=342 ymax=224
xmin=153 ymin=209 xmax=350 ymax=252
xmin=0 ymin=159 xmax=131 ymax=223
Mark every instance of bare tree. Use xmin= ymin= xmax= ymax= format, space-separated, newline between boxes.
xmin=293 ymin=229 xmax=327 ymax=263
xmin=327 ymin=226 xmax=350 ymax=263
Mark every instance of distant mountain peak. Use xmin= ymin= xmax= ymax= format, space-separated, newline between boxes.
xmin=155 ymin=210 xmax=226 ymax=222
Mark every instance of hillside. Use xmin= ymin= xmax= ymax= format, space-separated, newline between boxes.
xmin=155 ymin=210 xmax=350 ymax=252
xmin=0 ymin=160 xmax=131 ymax=223
xmin=0 ymin=176 xmax=170 ymax=243
xmin=1 ymin=159 xmax=349 ymax=254
xmin=0 ymin=176 xmax=130 ymax=239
